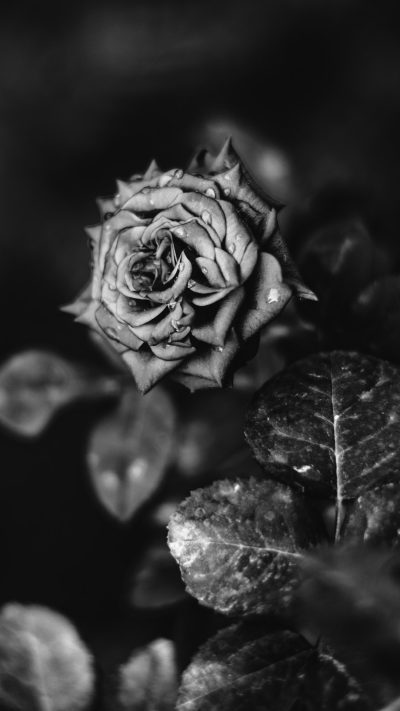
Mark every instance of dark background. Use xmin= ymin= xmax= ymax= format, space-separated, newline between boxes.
xmin=2 ymin=0 xmax=400 ymax=693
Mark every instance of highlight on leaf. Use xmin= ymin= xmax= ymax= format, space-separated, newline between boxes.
xmin=87 ymin=387 xmax=176 ymax=522
xmin=168 ymin=476 xmax=324 ymax=616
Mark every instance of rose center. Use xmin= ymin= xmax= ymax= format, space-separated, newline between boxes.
xmin=129 ymin=230 xmax=183 ymax=292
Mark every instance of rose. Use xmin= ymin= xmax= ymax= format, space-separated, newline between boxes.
xmin=65 ymin=139 xmax=315 ymax=392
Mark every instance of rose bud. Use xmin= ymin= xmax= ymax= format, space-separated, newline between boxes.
xmin=64 ymin=139 xmax=316 ymax=393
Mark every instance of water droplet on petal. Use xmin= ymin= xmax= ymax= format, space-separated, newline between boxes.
xmin=214 ymin=346 xmax=224 ymax=352
xmin=187 ymin=279 xmax=196 ymax=288
xmin=127 ymin=458 xmax=148 ymax=481
xmin=223 ymin=173 xmax=231 ymax=181
xmin=178 ymin=261 xmax=185 ymax=271
xmin=201 ymin=267 xmax=208 ymax=275
xmin=168 ymin=301 xmax=177 ymax=310
xmin=228 ymin=244 xmax=236 ymax=254
xmin=224 ymin=188 xmax=231 ymax=196
xmin=159 ymin=173 xmax=173 ymax=187
xmin=267 ymin=288 xmax=280 ymax=304
xmin=174 ymin=169 xmax=184 ymax=179
xmin=174 ymin=226 xmax=185 ymax=237
xmin=205 ymin=188 xmax=216 ymax=198
xmin=108 ymin=283 xmax=117 ymax=291
xmin=114 ymin=193 xmax=120 ymax=206
xmin=202 ymin=210 xmax=211 ymax=225
xmin=128 ymin=299 xmax=136 ymax=307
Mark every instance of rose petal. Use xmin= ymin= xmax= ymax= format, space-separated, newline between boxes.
xmin=123 ymin=187 xmax=183 ymax=213
xmin=171 ymin=371 xmax=221 ymax=391
xmin=214 ymin=247 xmax=241 ymax=286
xmin=150 ymin=338 xmax=196 ymax=361
xmin=95 ymin=304 xmax=143 ymax=351
xmin=237 ymin=241 xmax=259 ymax=282
xmin=84 ymin=224 xmax=101 ymax=245
xmin=158 ymin=172 xmax=221 ymax=198
xmin=178 ymin=192 xmax=227 ymax=241
xmin=177 ymin=329 xmax=240 ymax=387
xmin=195 ymin=257 xmax=226 ymax=289
xmin=191 ymin=285 xmax=235 ymax=307
xmin=172 ymin=221 xmax=216 ymax=260
xmin=113 ymin=226 xmax=147 ymax=265
xmin=115 ymin=294 xmax=166 ymax=327
xmin=146 ymin=252 xmax=192 ymax=304
xmin=266 ymin=231 xmax=318 ymax=301
xmin=61 ymin=285 xmax=92 ymax=317
xmin=192 ymin=287 xmax=245 ymax=347
xmin=96 ymin=196 xmax=115 ymax=216
xmin=237 ymin=252 xmax=292 ymax=340
xmin=122 ymin=349 xmax=184 ymax=393
xmin=208 ymin=136 xmax=238 ymax=173
xmin=187 ymin=148 xmax=215 ymax=174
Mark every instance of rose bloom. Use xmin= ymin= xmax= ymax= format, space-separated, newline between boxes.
xmin=65 ymin=139 xmax=315 ymax=392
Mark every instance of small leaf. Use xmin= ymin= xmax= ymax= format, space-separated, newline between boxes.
xmin=245 ymin=351 xmax=400 ymax=537
xmin=128 ymin=540 xmax=187 ymax=609
xmin=168 ymin=477 xmax=323 ymax=616
xmin=177 ymin=622 xmax=371 ymax=710
xmin=117 ymin=638 xmax=178 ymax=711
xmin=87 ymin=388 xmax=175 ymax=522
xmin=0 ymin=350 xmax=120 ymax=437
xmin=0 ymin=603 xmax=94 ymax=711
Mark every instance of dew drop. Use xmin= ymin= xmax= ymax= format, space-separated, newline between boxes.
xmin=128 ymin=299 xmax=136 ymax=308
xmin=267 ymin=288 xmax=280 ymax=304
xmin=215 ymin=346 xmax=224 ymax=352
xmin=188 ymin=279 xmax=196 ymax=288
xmin=224 ymin=172 xmax=231 ymax=181
xmin=202 ymin=210 xmax=211 ymax=225
xmin=178 ymin=261 xmax=185 ymax=271
xmin=224 ymin=187 xmax=231 ymax=196
xmin=168 ymin=300 xmax=177 ymax=310
xmin=228 ymin=243 xmax=236 ymax=254
xmin=159 ymin=173 xmax=173 ymax=187
xmin=201 ymin=267 xmax=208 ymax=275
xmin=174 ymin=169 xmax=184 ymax=179
xmin=127 ymin=458 xmax=148 ymax=481
xmin=205 ymin=188 xmax=216 ymax=198
xmin=174 ymin=226 xmax=185 ymax=237
xmin=114 ymin=193 xmax=120 ymax=206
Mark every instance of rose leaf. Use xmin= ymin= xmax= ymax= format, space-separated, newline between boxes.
xmin=0 ymin=603 xmax=94 ymax=711
xmin=177 ymin=622 xmax=371 ymax=711
xmin=87 ymin=387 xmax=176 ymax=522
xmin=0 ymin=350 xmax=121 ymax=437
xmin=116 ymin=638 xmax=178 ymax=711
xmin=168 ymin=477 xmax=324 ymax=616
xmin=245 ymin=351 xmax=400 ymax=537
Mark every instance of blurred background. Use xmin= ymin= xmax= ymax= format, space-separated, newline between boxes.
xmin=2 ymin=0 xmax=400 ymax=701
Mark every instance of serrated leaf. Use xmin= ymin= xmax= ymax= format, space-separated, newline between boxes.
xmin=245 ymin=351 xmax=400 ymax=537
xmin=177 ymin=622 xmax=371 ymax=711
xmin=128 ymin=540 xmax=187 ymax=609
xmin=87 ymin=388 xmax=175 ymax=522
xmin=0 ymin=603 xmax=94 ymax=711
xmin=168 ymin=477 xmax=323 ymax=616
xmin=0 ymin=350 xmax=120 ymax=437
xmin=117 ymin=638 xmax=178 ymax=711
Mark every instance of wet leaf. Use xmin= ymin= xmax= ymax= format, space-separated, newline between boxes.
xmin=0 ymin=603 xmax=94 ymax=711
xmin=0 ymin=349 xmax=120 ymax=437
xmin=117 ymin=638 xmax=178 ymax=711
xmin=168 ymin=477 xmax=323 ymax=616
xmin=128 ymin=540 xmax=187 ymax=609
xmin=177 ymin=622 xmax=371 ymax=711
xmin=87 ymin=388 xmax=175 ymax=522
xmin=245 ymin=351 xmax=400 ymax=537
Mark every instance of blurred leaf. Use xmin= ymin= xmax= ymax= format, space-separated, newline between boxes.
xmin=343 ymin=484 xmax=400 ymax=547
xmin=174 ymin=389 xmax=254 ymax=481
xmin=177 ymin=622 xmax=371 ymax=710
xmin=352 ymin=276 xmax=400 ymax=363
xmin=168 ymin=477 xmax=323 ymax=616
xmin=117 ymin=638 xmax=178 ymax=711
xmin=0 ymin=603 xmax=94 ymax=711
xmin=245 ymin=351 xmax=400 ymax=538
xmin=297 ymin=546 xmax=400 ymax=705
xmin=128 ymin=540 xmax=187 ymax=609
xmin=0 ymin=349 xmax=120 ymax=437
xmin=87 ymin=388 xmax=175 ymax=522
xmin=297 ymin=220 xmax=377 ymax=315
